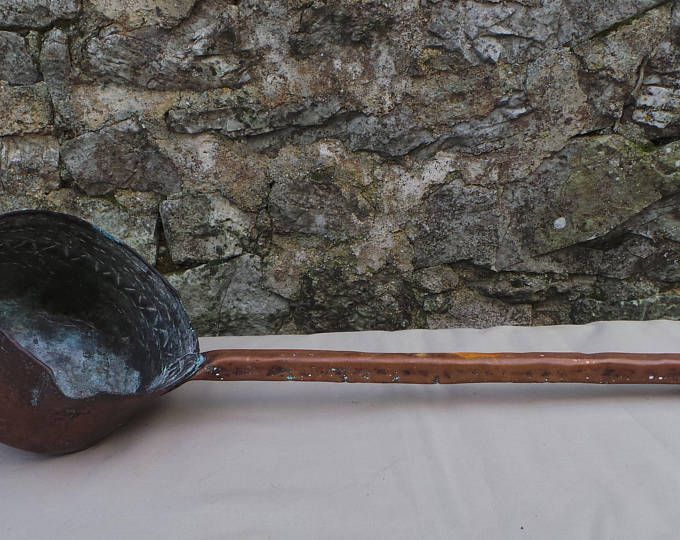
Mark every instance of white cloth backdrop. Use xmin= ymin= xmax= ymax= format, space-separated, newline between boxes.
xmin=2 ymin=321 xmax=680 ymax=539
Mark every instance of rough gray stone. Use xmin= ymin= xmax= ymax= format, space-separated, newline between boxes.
xmin=269 ymin=164 xmax=372 ymax=242
xmin=623 ymin=181 xmax=680 ymax=243
xmin=168 ymin=98 xmax=442 ymax=158
xmin=0 ymin=135 xmax=59 ymax=197
xmin=427 ymin=0 xmax=665 ymax=66
xmin=413 ymin=266 xmax=459 ymax=294
xmin=0 ymin=82 xmax=52 ymax=136
xmin=166 ymin=261 xmax=238 ymax=336
xmin=632 ymin=39 xmax=680 ymax=137
xmin=160 ymin=192 xmax=254 ymax=265
xmin=0 ymin=0 xmax=79 ymax=29
xmin=219 ymin=255 xmax=290 ymax=335
xmin=410 ymin=179 xmax=499 ymax=268
xmin=168 ymin=255 xmax=289 ymax=336
xmin=637 ymin=243 xmax=680 ymax=282
xmin=88 ymin=0 xmax=196 ymax=29
xmin=499 ymin=135 xmax=679 ymax=269
xmin=288 ymin=3 xmax=393 ymax=58
xmin=571 ymin=5 xmax=671 ymax=126
xmin=672 ymin=0 xmax=680 ymax=34
xmin=294 ymin=262 xmax=420 ymax=333
xmin=469 ymin=274 xmax=597 ymax=305
xmin=423 ymin=287 xmax=533 ymax=329
xmin=40 ymin=28 xmax=78 ymax=133
xmin=79 ymin=0 xmax=250 ymax=90
xmin=0 ymin=32 xmax=39 ymax=85
xmin=573 ymin=5 xmax=670 ymax=84
xmin=559 ymin=0 xmax=666 ymax=44
xmin=510 ymin=235 xmax=661 ymax=280
xmin=167 ymin=95 xmax=344 ymax=137
xmin=592 ymin=277 xmax=661 ymax=303
xmin=428 ymin=1 xmax=560 ymax=64
xmin=573 ymin=293 xmax=680 ymax=323
xmin=345 ymin=108 xmax=435 ymax=157
xmin=154 ymin=134 xmax=272 ymax=212
xmin=61 ymin=118 xmax=181 ymax=195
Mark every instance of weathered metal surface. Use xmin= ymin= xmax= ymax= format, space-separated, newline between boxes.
xmin=0 ymin=328 xmax=152 ymax=454
xmin=0 ymin=210 xmax=201 ymax=453
xmin=196 ymin=349 xmax=680 ymax=384
xmin=0 ymin=298 xmax=142 ymax=398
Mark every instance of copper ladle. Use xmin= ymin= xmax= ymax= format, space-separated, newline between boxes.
xmin=1 ymin=210 xmax=678 ymax=454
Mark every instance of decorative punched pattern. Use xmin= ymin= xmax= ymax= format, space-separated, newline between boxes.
xmin=0 ymin=211 xmax=201 ymax=397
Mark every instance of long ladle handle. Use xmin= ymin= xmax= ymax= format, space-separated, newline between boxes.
xmin=193 ymin=350 xmax=680 ymax=384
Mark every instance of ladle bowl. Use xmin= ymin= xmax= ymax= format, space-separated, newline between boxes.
xmin=1 ymin=210 xmax=679 ymax=455
xmin=0 ymin=211 xmax=201 ymax=453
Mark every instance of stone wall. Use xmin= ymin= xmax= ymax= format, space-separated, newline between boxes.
xmin=2 ymin=0 xmax=680 ymax=335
